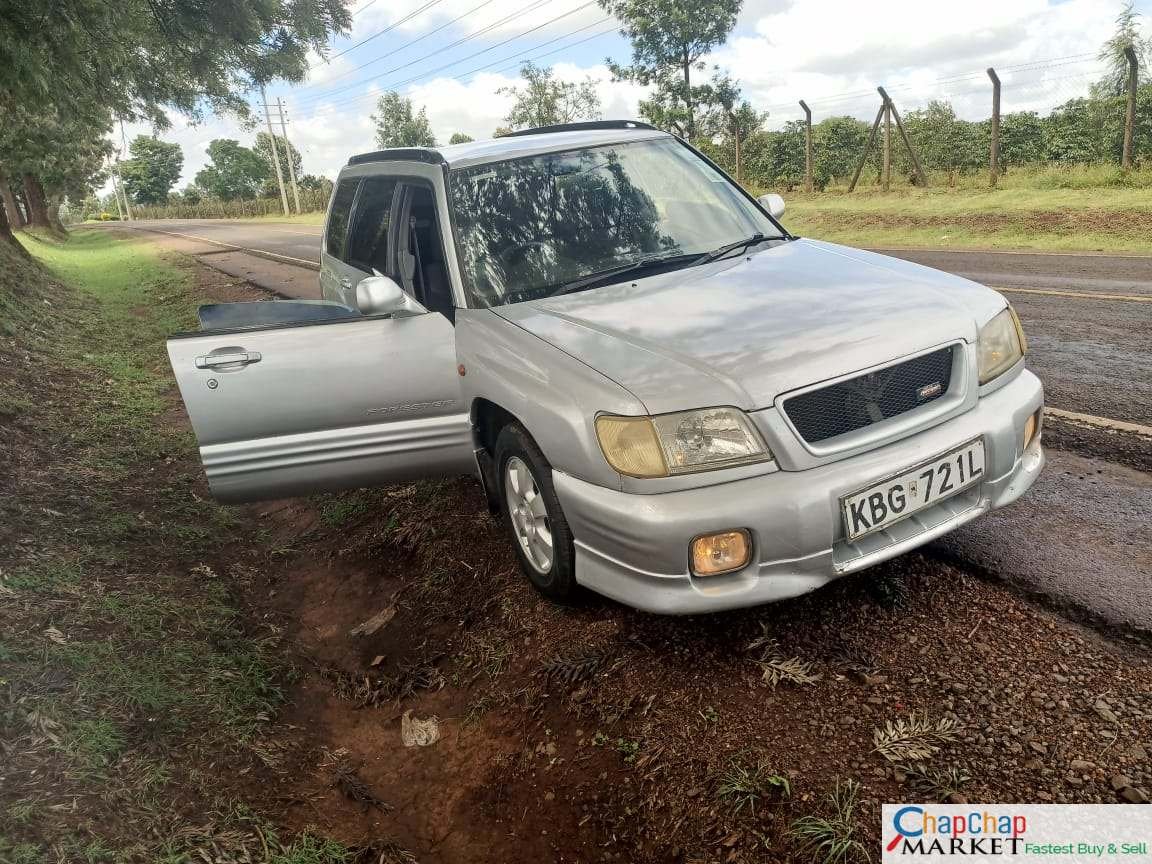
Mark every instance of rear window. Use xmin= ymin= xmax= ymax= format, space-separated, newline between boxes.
xmin=325 ymin=178 xmax=359 ymax=261
xmin=346 ymin=176 xmax=400 ymax=273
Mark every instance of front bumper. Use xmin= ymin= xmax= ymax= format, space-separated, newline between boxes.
xmin=554 ymin=369 xmax=1045 ymax=614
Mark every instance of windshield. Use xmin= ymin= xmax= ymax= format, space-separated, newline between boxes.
xmin=448 ymin=138 xmax=783 ymax=307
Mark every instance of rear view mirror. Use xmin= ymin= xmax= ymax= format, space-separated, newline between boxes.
xmin=355 ymin=275 xmax=426 ymax=317
xmin=757 ymin=193 xmax=786 ymax=219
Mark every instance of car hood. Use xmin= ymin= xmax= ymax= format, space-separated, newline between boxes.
xmin=493 ymin=238 xmax=1006 ymax=414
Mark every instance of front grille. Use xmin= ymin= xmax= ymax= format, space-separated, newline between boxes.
xmin=783 ymin=347 xmax=954 ymax=444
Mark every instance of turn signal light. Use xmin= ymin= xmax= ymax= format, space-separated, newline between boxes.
xmin=691 ymin=530 xmax=751 ymax=576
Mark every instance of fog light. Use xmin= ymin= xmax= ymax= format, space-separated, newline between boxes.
xmin=691 ymin=530 xmax=751 ymax=576
xmin=1023 ymin=408 xmax=1043 ymax=450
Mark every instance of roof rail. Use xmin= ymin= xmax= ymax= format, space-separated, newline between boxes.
xmin=346 ymin=147 xmax=445 ymax=167
xmin=500 ymin=120 xmax=660 ymax=138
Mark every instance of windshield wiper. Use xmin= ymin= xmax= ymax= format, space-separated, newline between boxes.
xmin=693 ymin=233 xmax=770 ymax=266
xmin=547 ymin=252 xmax=702 ymax=297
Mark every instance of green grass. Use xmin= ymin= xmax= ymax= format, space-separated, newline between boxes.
xmin=777 ymin=167 xmax=1152 ymax=252
xmin=0 ymin=230 xmax=357 ymax=860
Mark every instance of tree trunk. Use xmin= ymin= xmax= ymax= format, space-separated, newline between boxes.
xmin=0 ymin=172 xmax=25 ymax=229
xmin=22 ymin=174 xmax=51 ymax=228
xmin=0 ymin=190 xmax=29 ymax=256
xmin=48 ymin=200 xmax=67 ymax=235
xmin=682 ymin=51 xmax=694 ymax=141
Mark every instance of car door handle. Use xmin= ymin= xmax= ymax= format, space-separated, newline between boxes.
xmin=195 ymin=351 xmax=262 ymax=369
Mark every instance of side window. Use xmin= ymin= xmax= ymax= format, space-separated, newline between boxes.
xmin=346 ymin=176 xmax=401 ymax=274
xmin=325 ymin=179 xmax=359 ymax=262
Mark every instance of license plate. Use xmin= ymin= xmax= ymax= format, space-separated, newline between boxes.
xmin=841 ymin=439 xmax=985 ymax=541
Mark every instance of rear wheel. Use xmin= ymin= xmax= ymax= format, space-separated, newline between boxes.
xmin=493 ymin=423 xmax=578 ymax=602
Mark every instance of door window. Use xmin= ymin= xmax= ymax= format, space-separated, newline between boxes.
xmin=347 ymin=176 xmax=401 ymax=274
xmin=325 ymin=178 xmax=360 ymax=262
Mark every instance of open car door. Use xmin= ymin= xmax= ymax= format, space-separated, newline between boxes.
xmin=166 ymin=304 xmax=473 ymax=502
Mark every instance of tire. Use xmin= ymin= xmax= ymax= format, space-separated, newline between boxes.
xmin=493 ymin=423 xmax=578 ymax=602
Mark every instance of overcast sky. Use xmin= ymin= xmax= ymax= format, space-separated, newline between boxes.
xmin=111 ymin=0 xmax=1149 ymax=192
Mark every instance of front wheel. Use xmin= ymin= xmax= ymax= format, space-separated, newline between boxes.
xmin=493 ymin=424 xmax=578 ymax=602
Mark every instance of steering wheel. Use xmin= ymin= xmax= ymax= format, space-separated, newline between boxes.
xmin=497 ymin=240 xmax=556 ymax=268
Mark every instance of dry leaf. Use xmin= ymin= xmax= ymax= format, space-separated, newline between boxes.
xmin=349 ymin=606 xmax=396 ymax=637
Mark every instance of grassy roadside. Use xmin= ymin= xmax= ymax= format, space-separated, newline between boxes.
xmin=0 ymin=232 xmax=351 ymax=862
xmin=783 ymin=186 xmax=1152 ymax=253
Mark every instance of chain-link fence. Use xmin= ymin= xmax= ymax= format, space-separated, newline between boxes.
xmin=699 ymin=54 xmax=1150 ymax=193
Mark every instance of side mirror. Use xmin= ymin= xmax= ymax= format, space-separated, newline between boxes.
xmin=757 ymin=193 xmax=786 ymax=219
xmin=355 ymin=275 xmax=426 ymax=317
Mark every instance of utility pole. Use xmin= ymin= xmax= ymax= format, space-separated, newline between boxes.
xmin=260 ymin=84 xmax=291 ymax=216
xmin=1122 ymin=46 xmax=1138 ymax=171
xmin=987 ymin=68 xmax=1001 ymax=186
xmin=799 ymin=99 xmax=813 ymax=193
xmin=276 ymin=98 xmax=302 ymax=214
xmin=117 ymin=119 xmax=134 ymax=221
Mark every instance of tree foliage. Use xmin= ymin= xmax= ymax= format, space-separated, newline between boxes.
xmin=448 ymin=132 xmax=476 ymax=144
xmin=1095 ymin=2 xmax=1150 ymax=97
xmin=194 ymin=139 xmax=269 ymax=201
xmin=0 ymin=0 xmax=352 ymax=127
xmin=372 ymin=92 xmax=437 ymax=148
xmin=121 ymin=136 xmax=184 ymax=204
xmin=600 ymin=0 xmax=742 ymax=139
xmin=253 ymin=131 xmax=302 ymax=197
xmin=498 ymin=63 xmax=601 ymax=130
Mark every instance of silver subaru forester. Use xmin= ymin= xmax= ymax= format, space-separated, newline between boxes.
xmin=168 ymin=120 xmax=1044 ymax=614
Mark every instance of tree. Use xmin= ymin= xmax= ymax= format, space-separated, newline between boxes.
xmin=698 ymin=73 xmax=764 ymax=182
xmin=0 ymin=0 xmax=352 ymax=129
xmin=1095 ymin=2 xmax=1150 ymax=97
xmin=0 ymin=103 xmax=113 ymax=232
xmin=448 ymin=132 xmax=475 ymax=144
xmin=372 ymin=92 xmax=436 ymax=148
xmin=999 ymin=112 xmax=1047 ymax=167
xmin=121 ymin=136 xmax=184 ymax=204
xmin=498 ymin=63 xmax=601 ymax=130
xmin=253 ymin=131 xmax=302 ymax=198
xmin=194 ymin=139 xmax=269 ymax=200
xmin=902 ymin=101 xmax=985 ymax=176
xmin=599 ymin=0 xmax=742 ymax=140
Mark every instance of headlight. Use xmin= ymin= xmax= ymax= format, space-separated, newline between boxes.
xmin=978 ymin=306 xmax=1026 ymax=384
xmin=596 ymin=407 xmax=772 ymax=478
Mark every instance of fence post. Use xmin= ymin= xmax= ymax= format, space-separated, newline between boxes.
xmin=882 ymin=101 xmax=893 ymax=192
xmin=987 ymin=67 xmax=1001 ymax=186
xmin=849 ymin=103 xmax=885 ymax=192
xmin=799 ymin=100 xmax=813 ymax=192
xmin=879 ymin=87 xmax=928 ymax=188
xmin=1122 ymin=46 xmax=1138 ymax=171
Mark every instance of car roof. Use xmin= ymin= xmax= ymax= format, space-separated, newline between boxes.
xmin=345 ymin=123 xmax=672 ymax=172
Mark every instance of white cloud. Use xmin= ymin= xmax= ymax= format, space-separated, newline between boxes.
xmin=713 ymin=0 xmax=1124 ymax=126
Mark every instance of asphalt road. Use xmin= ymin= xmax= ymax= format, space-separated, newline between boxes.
xmin=122 ymin=220 xmax=1152 ymax=631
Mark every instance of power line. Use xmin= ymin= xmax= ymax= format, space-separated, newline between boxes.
xmin=297 ymin=0 xmax=560 ymax=105
xmin=305 ymin=0 xmax=504 ymax=90
xmin=325 ymin=0 xmax=446 ymax=62
xmin=311 ymin=12 xmax=612 ymax=114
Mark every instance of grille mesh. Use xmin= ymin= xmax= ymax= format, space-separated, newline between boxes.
xmin=783 ymin=347 xmax=954 ymax=444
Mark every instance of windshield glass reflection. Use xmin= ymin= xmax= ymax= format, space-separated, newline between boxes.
xmin=449 ymin=139 xmax=782 ymax=307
